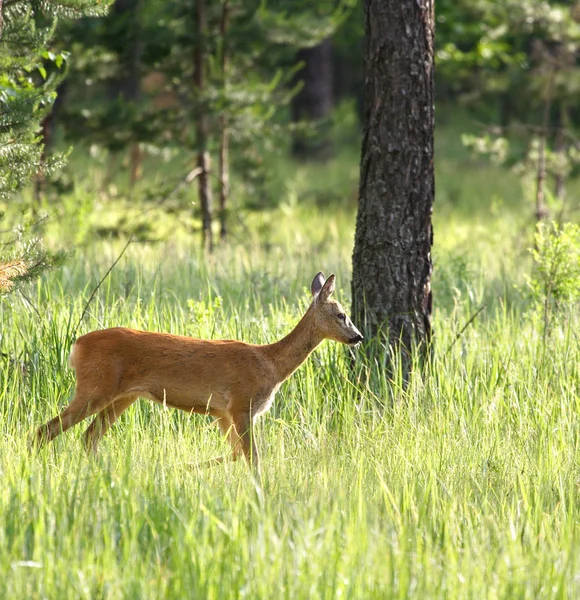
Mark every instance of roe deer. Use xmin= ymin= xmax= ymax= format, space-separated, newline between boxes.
xmin=33 ymin=272 xmax=363 ymax=469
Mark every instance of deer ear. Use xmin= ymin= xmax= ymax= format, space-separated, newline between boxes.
xmin=311 ymin=272 xmax=326 ymax=297
xmin=319 ymin=274 xmax=336 ymax=302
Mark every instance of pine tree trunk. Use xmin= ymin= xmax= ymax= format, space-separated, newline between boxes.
xmin=33 ymin=115 xmax=51 ymax=203
xmin=535 ymin=83 xmax=553 ymax=224
xmin=108 ymin=0 xmax=142 ymax=191
xmin=109 ymin=0 xmax=141 ymax=103
xmin=218 ymin=119 xmax=229 ymax=240
xmin=291 ymin=38 xmax=334 ymax=159
xmin=219 ymin=0 xmax=230 ymax=241
xmin=34 ymin=81 xmax=68 ymax=203
xmin=554 ymin=104 xmax=568 ymax=203
xmin=554 ymin=139 xmax=566 ymax=202
xmin=535 ymin=134 xmax=548 ymax=223
xmin=352 ymin=0 xmax=435 ymax=372
xmin=194 ymin=0 xmax=213 ymax=252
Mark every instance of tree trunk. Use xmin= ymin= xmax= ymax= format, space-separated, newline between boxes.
xmin=553 ymin=104 xmax=568 ymax=203
xmin=33 ymin=115 xmax=51 ymax=203
xmin=553 ymin=134 xmax=566 ymax=202
xmin=535 ymin=73 xmax=554 ymax=224
xmin=108 ymin=0 xmax=142 ymax=191
xmin=109 ymin=0 xmax=141 ymax=103
xmin=218 ymin=118 xmax=229 ymax=240
xmin=352 ymin=0 xmax=435 ymax=373
xmin=291 ymin=38 xmax=334 ymax=159
xmin=535 ymin=134 xmax=548 ymax=223
xmin=219 ymin=0 xmax=230 ymax=241
xmin=194 ymin=0 xmax=213 ymax=252
xmin=34 ymin=81 xmax=68 ymax=203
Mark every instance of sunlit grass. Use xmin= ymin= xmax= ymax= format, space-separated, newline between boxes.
xmin=2 ymin=124 xmax=580 ymax=597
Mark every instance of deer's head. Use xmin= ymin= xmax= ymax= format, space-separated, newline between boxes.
xmin=310 ymin=272 xmax=364 ymax=346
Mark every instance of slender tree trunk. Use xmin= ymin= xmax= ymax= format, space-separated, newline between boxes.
xmin=535 ymin=74 xmax=554 ymax=223
xmin=34 ymin=81 xmax=68 ymax=203
xmin=129 ymin=142 xmax=142 ymax=189
xmin=33 ymin=116 xmax=51 ymax=203
xmin=291 ymin=38 xmax=334 ymax=159
xmin=109 ymin=0 xmax=141 ymax=103
xmin=553 ymin=135 xmax=566 ymax=202
xmin=352 ymin=0 xmax=435 ymax=374
xmin=194 ymin=0 xmax=213 ymax=252
xmin=218 ymin=120 xmax=229 ymax=240
xmin=107 ymin=0 xmax=143 ymax=192
xmin=126 ymin=0 xmax=142 ymax=192
xmin=554 ymin=104 xmax=568 ymax=203
xmin=536 ymin=135 xmax=548 ymax=222
xmin=218 ymin=0 xmax=230 ymax=241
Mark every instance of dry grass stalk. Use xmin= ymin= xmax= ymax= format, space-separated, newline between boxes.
xmin=0 ymin=260 xmax=28 ymax=292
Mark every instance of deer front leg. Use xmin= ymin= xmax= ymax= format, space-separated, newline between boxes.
xmin=217 ymin=415 xmax=244 ymax=461
xmin=200 ymin=416 xmax=244 ymax=466
xmin=231 ymin=411 xmax=259 ymax=471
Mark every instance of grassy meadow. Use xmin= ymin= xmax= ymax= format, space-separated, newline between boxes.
xmin=1 ymin=120 xmax=580 ymax=598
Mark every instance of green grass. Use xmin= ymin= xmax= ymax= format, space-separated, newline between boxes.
xmin=2 ymin=120 xmax=580 ymax=598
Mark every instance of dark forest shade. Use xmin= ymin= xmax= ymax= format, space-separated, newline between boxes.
xmin=107 ymin=0 xmax=141 ymax=105
xmin=352 ymin=0 xmax=435 ymax=366
xmin=109 ymin=0 xmax=142 ymax=189
xmin=291 ymin=38 xmax=334 ymax=159
xmin=218 ymin=0 xmax=230 ymax=241
xmin=194 ymin=0 xmax=214 ymax=252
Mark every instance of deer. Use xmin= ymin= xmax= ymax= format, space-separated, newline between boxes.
xmin=33 ymin=272 xmax=363 ymax=469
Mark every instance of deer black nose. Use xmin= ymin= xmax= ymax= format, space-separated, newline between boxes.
xmin=349 ymin=334 xmax=364 ymax=345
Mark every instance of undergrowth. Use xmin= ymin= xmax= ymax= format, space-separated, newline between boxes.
xmin=1 ymin=122 xmax=580 ymax=598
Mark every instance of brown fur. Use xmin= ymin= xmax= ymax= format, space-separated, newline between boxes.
xmin=33 ymin=273 xmax=363 ymax=469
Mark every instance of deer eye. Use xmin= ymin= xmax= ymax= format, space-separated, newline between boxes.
xmin=337 ymin=313 xmax=347 ymax=322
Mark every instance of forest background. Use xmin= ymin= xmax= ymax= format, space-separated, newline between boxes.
xmin=1 ymin=1 xmax=580 ymax=598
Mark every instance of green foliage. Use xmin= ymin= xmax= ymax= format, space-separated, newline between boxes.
xmin=0 ymin=0 xmax=110 ymax=200
xmin=443 ymin=1 xmax=580 ymax=215
xmin=527 ymin=221 xmax=580 ymax=309
xmin=58 ymin=0 xmax=345 ymax=154
xmin=0 ymin=24 xmax=61 ymax=200
xmin=462 ymin=132 xmax=509 ymax=165
xmin=0 ymin=0 xmax=110 ymax=294
xmin=440 ymin=1 xmax=580 ymax=225
xmin=1 ymin=174 xmax=580 ymax=595
xmin=257 ymin=0 xmax=351 ymax=47
xmin=0 ymin=212 xmax=67 ymax=297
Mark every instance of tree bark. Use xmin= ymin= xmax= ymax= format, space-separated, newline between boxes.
xmin=107 ymin=0 xmax=143 ymax=191
xmin=291 ymin=38 xmax=334 ymax=159
xmin=109 ymin=0 xmax=141 ymax=104
xmin=194 ymin=0 xmax=213 ymax=252
xmin=554 ymin=106 xmax=567 ymax=203
xmin=352 ymin=0 xmax=435 ymax=372
xmin=535 ymin=74 xmax=553 ymax=224
xmin=218 ymin=0 xmax=230 ymax=241
xmin=34 ymin=81 xmax=68 ymax=203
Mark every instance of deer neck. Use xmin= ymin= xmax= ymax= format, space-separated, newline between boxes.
xmin=266 ymin=306 xmax=324 ymax=383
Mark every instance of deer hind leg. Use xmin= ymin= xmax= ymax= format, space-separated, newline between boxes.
xmin=33 ymin=390 xmax=115 ymax=451
xmin=83 ymin=394 xmax=138 ymax=454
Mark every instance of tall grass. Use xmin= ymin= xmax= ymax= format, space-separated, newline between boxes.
xmin=1 ymin=128 xmax=580 ymax=598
